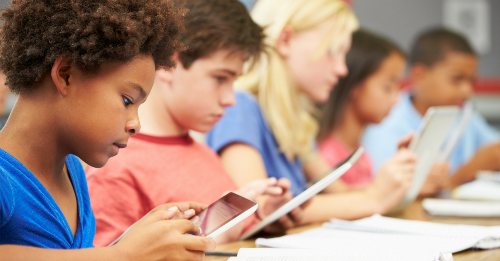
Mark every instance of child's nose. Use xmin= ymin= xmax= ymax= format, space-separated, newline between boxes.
xmin=220 ymin=87 xmax=236 ymax=107
xmin=334 ymin=57 xmax=349 ymax=78
xmin=460 ymin=82 xmax=474 ymax=99
xmin=126 ymin=114 xmax=141 ymax=135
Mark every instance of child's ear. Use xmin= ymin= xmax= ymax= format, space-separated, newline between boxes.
xmin=276 ymin=25 xmax=295 ymax=58
xmin=50 ymin=54 xmax=73 ymax=96
xmin=155 ymin=68 xmax=172 ymax=84
xmin=409 ymin=63 xmax=429 ymax=83
xmin=350 ymin=83 xmax=363 ymax=101
xmin=156 ymin=52 xmax=180 ymax=84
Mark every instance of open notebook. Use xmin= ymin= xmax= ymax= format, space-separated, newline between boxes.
xmin=255 ymin=215 xmax=500 ymax=261
xmin=227 ymin=248 xmax=453 ymax=261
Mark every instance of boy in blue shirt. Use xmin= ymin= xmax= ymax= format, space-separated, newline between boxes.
xmin=363 ymin=28 xmax=500 ymax=189
xmin=0 ymin=0 xmax=215 ymax=260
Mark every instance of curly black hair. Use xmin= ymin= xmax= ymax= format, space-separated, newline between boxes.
xmin=0 ymin=0 xmax=185 ymax=94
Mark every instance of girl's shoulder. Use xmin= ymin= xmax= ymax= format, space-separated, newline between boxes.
xmin=234 ymin=90 xmax=259 ymax=107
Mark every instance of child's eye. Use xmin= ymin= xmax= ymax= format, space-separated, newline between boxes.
xmin=122 ymin=96 xmax=134 ymax=106
xmin=215 ymin=76 xmax=227 ymax=83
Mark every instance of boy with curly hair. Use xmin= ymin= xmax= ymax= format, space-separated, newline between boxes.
xmin=87 ymin=0 xmax=303 ymax=246
xmin=0 ymin=0 xmax=215 ymax=260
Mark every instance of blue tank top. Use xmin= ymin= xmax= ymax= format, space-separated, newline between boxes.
xmin=0 ymin=149 xmax=95 ymax=248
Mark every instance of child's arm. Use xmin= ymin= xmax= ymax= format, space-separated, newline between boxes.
xmin=0 ymin=204 xmax=216 ymax=261
xmin=448 ymin=143 xmax=500 ymax=188
xmin=301 ymin=149 xmax=415 ymax=222
xmin=221 ymin=143 xmax=416 ymax=223
xmin=220 ymin=144 xmax=308 ymax=230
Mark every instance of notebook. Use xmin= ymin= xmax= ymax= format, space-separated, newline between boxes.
xmin=256 ymin=215 xmax=500 ymax=260
xmin=422 ymin=198 xmax=500 ymax=217
xmin=227 ymin=248 xmax=453 ymax=261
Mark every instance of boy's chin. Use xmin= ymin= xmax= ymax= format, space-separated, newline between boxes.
xmin=81 ymin=156 xmax=111 ymax=169
xmin=191 ymin=124 xmax=215 ymax=134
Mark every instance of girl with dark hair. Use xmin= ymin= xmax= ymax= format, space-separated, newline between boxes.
xmin=318 ymin=29 xmax=409 ymax=188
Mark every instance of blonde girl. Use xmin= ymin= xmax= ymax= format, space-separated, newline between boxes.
xmin=207 ymin=0 xmax=416 ymax=223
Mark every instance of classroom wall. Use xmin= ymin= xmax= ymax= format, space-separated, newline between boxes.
xmin=353 ymin=0 xmax=500 ymax=77
xmin=0 ymin=0 xmax=8 ymax=9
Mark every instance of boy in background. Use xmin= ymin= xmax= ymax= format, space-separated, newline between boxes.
xmin=87 ymin=0 xmax=302 ymax=247
xmin=363 ymin=28 xmax=500 ymax=189
xmin=0 ymin=0 xmax=215 ymax=260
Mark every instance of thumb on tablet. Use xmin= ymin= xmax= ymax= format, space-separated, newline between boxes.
xmin=175 ymin=219 xmax=203 ymax=235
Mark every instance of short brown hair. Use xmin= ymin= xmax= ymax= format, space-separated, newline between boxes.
xmin=410 ymin=28 xmax=476 ymax=67
xmin=172 ymin=0 xmax=264 ymax=69
xmin=0 ymin=0 xmax=185 ymax=94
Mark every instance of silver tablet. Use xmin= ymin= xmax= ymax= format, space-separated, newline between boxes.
xmin=191 ymin=192 xmax=258 ymax=239
xmin=390 ymin=106 xmax=460 ymax=213
xmin=239 ymin=147 xmax=364 ymax=240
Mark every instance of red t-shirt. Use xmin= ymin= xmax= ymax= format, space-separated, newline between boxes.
xmin=318 ymin=135 xmax=373 ymax=187
xmin=86 ymin=133 xmax=242 ymax=247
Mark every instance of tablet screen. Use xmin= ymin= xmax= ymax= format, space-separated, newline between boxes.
xmin=190 ymin=192 xmax=256 ymax=236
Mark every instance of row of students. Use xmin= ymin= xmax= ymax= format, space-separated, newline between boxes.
xmin=0 ymin=0 xmax=413 ymax=258
xmin=1 ymin=0 xmax=497 ymax=260
xmin=206 ymin=0 xmax=415 ymax=223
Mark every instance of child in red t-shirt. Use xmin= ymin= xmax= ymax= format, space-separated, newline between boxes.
xmin=87 ymin=0 xmax=301 ymax=247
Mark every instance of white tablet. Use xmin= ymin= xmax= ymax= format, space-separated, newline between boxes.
xmin=437 ymin=101 xmax=474 ymax=162
xmin=190 ymin=192 xmax=258 ymax=239
xmin=390 ymin=106 xmax=460 ymax=213
xmin=238 ymin=147 xmax=364 ymax=240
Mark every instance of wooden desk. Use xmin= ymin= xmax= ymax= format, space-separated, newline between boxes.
xmin=205 ymin=199 xmax=500 ymax=261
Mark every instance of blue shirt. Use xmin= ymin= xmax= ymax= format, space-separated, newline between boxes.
xmin=207 ymin=91 xmax=306 ymax=196
xmin=0 ymin=149 xmax=95 ymax=248
xmin=362 ymin=92 xmax=500 ymax=174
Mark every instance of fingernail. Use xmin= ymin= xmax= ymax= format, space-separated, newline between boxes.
xmin=167 ymin=206 xmax=179 ymax=212
xmin=184 ymin=209 xmax=195 ymax=216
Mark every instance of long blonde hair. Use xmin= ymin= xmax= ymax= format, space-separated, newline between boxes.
xmin=236 ymin=0 xmax=358 ymax=161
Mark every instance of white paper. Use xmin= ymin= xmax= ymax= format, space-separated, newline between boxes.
xmin=423 ymin=198 xmax=500 ymax=217
xmin=325 ymin=214 xmax=500 ymax=251
xmin=234 ymin=247 xmax=443 ymax=261
xmin=476 ymin=171 xmax=500 ymax=183
xmin=257 ymin=228 xmax=465 ymax=258
xmin=453 ymin=179 xmax=500 ymax=201
xmin=256 ymin=215 xmax=500 ymax=260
